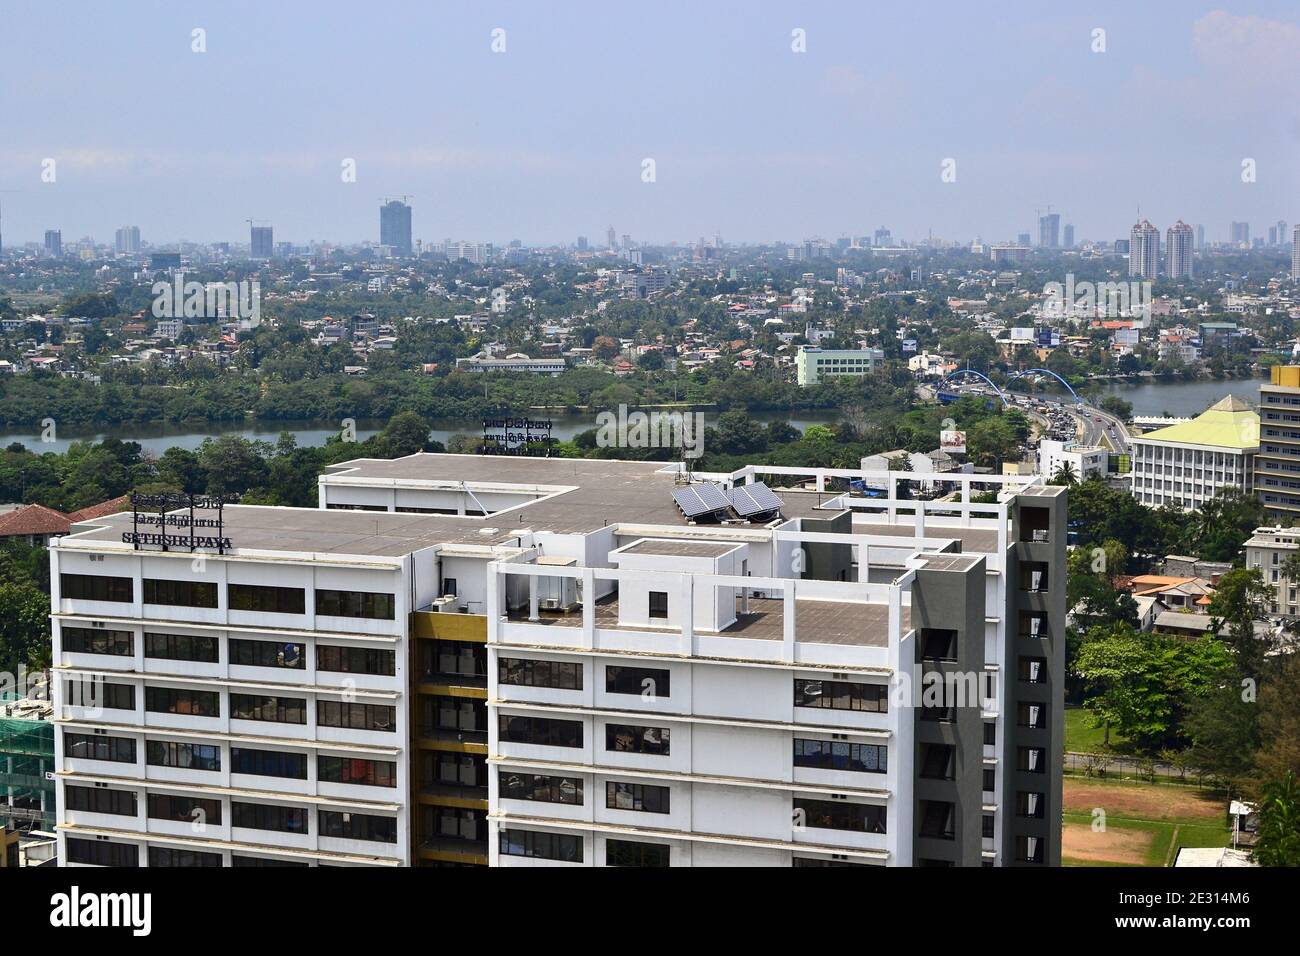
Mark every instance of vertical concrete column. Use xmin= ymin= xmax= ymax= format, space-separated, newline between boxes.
xmin=581 ymin=569 xmax=596 ymax=650
xmin=782 ymin=580 xmax=796 ymax=662
xmin=528 ymin=573 xmax=539 ymax=622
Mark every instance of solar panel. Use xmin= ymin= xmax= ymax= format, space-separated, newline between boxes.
xmin=728 ymin=481 xmax=784 ymax=517
xmin=672 ymin=482 xmax=732 ymax=519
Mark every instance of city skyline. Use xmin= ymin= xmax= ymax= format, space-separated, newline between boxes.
xmin=2 ymin=2 xmax=1298 ymax=246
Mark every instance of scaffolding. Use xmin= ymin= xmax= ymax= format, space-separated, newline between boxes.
xmin=0 ymin=707 xmax=56 ymax=831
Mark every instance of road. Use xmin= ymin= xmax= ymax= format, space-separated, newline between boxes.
xmin=1067 ymin=402 xmax=1131 ymax=454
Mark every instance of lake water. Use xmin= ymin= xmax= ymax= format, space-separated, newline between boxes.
xmin=1092 ymin=377 xmax=1267 ymax=417
xmin=0 ymin=409 xmax=842 ymax=455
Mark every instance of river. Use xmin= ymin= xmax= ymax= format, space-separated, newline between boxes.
xmin=0 ymin=409 xmax=843 ymax=455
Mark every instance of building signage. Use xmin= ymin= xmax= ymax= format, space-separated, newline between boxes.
xmin=939 ymin=429 xmax=967 ymax=454
xmin=481 ymin=417 xmax=555 ymax=456
xmin=124 ymin=492 xmax=233 ymax=553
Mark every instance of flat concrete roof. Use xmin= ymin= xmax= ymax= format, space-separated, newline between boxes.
xmin=619 ymin=539 xmax=738 ymax=558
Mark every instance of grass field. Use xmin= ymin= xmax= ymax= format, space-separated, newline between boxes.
xmin=1064 ymin=705 xmax=1131 ymax=753
xmin=1061 ymin=777 xmax=1230 ymax=867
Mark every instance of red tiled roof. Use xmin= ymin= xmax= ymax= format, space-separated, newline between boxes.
xmin=0 ymin=503 xmax=71 ymax=537
xmin=68 ymin=495 xmax=132 ymax=522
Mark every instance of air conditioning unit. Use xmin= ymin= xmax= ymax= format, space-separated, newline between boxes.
xmin=430 ymin=596 xmax=457 ymax=613
xmin=541 ymin=597 xmax=561 ymax=610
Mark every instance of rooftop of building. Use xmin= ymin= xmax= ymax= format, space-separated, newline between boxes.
xmin=59 ymin=454 xmax=1039 ymax=561
xmin=1131 ymin=395 xmax=1259 ymax=450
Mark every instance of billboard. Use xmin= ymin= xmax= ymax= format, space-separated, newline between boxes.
xmin=940 ymin=429 xmax=967 ymax=454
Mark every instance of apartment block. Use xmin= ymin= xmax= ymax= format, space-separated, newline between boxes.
xmin=1256 ymin=365 xmax=1300 ymax=519
xmin=50 ymin=455 xmax=1066 ymax=867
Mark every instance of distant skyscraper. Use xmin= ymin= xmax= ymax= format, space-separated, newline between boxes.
xmin=250 ymin=225 xmax=274 ymax=259
xmin=607 ymin=225 xmax=616 ymax=249
xmin=1017 ymin=232 xmax=1031 ymax=246
xmin=874 ymin=227 xmax=892 ymax=246
xmin=1230 ymin=221 xmax=1250 ymax=246
xmin=44 ymin=229 xmax=62 ymax=257
xmin=1166 ymin=221 xmax=1194 ymax=279
xmin=576 ymin=235 xmax=588 ymax=251
xmin=1278 ymin=220 xmax=1288 ymax=247
xmin=379 ymin=199 xmax=413 ymax=257
xmin=1196 ymin=224 xmax=1205 ymax=251
xmin=1038 ymin=212 xmax=1060 ymax=248
xmin=1292 ymin=225 xmax=1300 ymax=281
xmin=1062 ymin=224 xmax=1074 ymax=249
xmin=1129 ymin=219 xmax=1159 ymax=279
xmin=114 ymin=225 xmax=141 ymax=255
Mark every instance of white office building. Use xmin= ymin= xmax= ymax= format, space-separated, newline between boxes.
xmin=51 ymin=455 xmax=1066 ymax=867
xmin=1129 ymin=395 xmax=1259 ymax=511
xmin=796 ymin=347 xmax=886 ymax=386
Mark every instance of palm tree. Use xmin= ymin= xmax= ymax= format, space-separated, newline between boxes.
xmin=1050 ymin=462 xmax=1078 ymax=486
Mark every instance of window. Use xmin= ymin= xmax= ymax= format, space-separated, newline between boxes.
xmin=919 ymin=800 xmax=956 ymax=840
xmin=231 ymin=802 xmax=307 ymax=834
xmin=794 ymin=678 xmax=888 ymax=713
xmin=606 ymin=723 xmax=670 ymax=755
xmin=319 ymin=810 xmax=397 ymax=843
xmin=64 ymin=680 xmax=135 ymax=711
xmin=427 ymin=805 xmax=487 ymax=844
xmin=426 ymin=695 xmax=486 ymax=734
xmin=60 ymin=573 xmax=133 ymax=603
xmin=142 ymin=578 xmax=217 ymax=608
xmin=794 ymin=798 xmax=886 ymax=834
xmin=228 ymin=583 xmax=305 ymax=614
xmin=983 ymin=768 xmax=996 ymax=791
xmin=606 ymin=839 xmax=669 ymax=867
xmin=982 ymin=814 xmax=996 ymax=839
xmin=1019 ymin=612 xmax=1048 ymax=639
xmin=499 ymin=828 xmax=582 ymax=862
xmin=1017 ymin=701 xmax=1047 ymax=730
xmin=793 ymin=739 xmax=887 ymax=774
xmin=498 ymin=714 xmax=583 ymax=748
xmin=230 ymin=638 xmax=305 ymax=669
xmin=424 ymin=640 xmax=484 ymax=679
xmin=145 ymin=686 xmax=220 ymax=718
xmin=62 ymin=626 xmax=133 ymax=656
xmin=318 ymin=700 xmax=396 ymax=732
xmin=441 ymin=577 xmax=457 ymax=597
xmin=498 ymin=657 xmax=582 ymax=690
xmin=983 ymin=722 xmax=996 ymax=746
xmin=145 ymin=631 xmax=219 ymax=663
xmin=1019 ymin=506 xmax=1050 ymax=542
xmin=1015 ymin=834 xmax=1045 ymax=863
xmin=66 ymin=837 xmax=138 ymax=867
xmin=1017 ymin=747 xmax=1046 ymax=773
xmin=606 ymin=781 xmax=670 ymax=813
xmin=65 ymin=732 xmax=136 ymax=764
xmin=318 ymin=644 xmax=396 ymax=676
xmin=499 ymin=772 xmax=583 ymax=805
xmin=1019 ymin=656 xmax=1047 ymax=683
xmin=919 ymin=743 xmax=955 ymax=780
xmin=919 ymin=628 xmax=958 ymax=662
xmin=427 ymin=751 xmax=488 ymax=790
xmin=318 ymin=755 xmax=397 ymax=788
xmin=648 ymin=591 xmax=668 ymax=619
xmin=1016 ymin=791 xmax=1045 ymax=819
xmin=147 ymin=740 xmax=220 ymax=772
xmin=606 ymin=665 xmax=670 ymax=698
xmin=1019 ymin=563 xmax=1049 ymax=593
xmin=231 ymin=747 xmax=308 ymax=779
xmin=229 ymin=693 xmax=307 ymax=725
xmin=66 ymin=785 xmax=137 ymax=816
xmin=148 ymin=846 xmax=222 ymax=867
xmin=315 ymin=589 xmax=395 ymax=620
xmin=148 ymin=793 xmax=222 ymax=825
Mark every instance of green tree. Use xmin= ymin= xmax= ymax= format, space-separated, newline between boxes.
xmin=0 ymin=581 xmax=51 ymax=673
xmin=1253 ymin=772 xmax=1300 ymax=867
xmin=1207 ymin=567 xmax=1273 ymax=681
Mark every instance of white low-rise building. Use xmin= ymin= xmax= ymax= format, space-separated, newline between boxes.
xmin=1129 ymin=395 xmax=1258 ymax=511
xmin=1037 ymin=439 xmax=1107 ymax=481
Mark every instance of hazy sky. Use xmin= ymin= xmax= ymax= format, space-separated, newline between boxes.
xmin=2 ymin=1 xmax=1298 ymax=247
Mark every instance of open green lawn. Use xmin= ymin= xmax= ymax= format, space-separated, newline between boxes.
xmin=1064 ymin=704 xmax=1131 ymax=753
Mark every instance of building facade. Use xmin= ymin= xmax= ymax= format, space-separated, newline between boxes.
xmin=796 ymin=347 xmax=886 ymax=386
xmin=51 ymin=457 xmax=1066 ymax=867
xmin=1256 ymin=365 xmax=1300 ymax=519
xmin=1129 ymin=395 xmax=1258 ymax=511
xmin=1165 ymin=221 xmax=1194 ymax=280
xmin=379 ymin=200 xmax=413 ymax=258
xmin=1129 ymin=219 xmax=1159 ymax=279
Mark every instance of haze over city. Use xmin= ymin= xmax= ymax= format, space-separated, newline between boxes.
xmin=3 ymin=0 xmax=1299 ymax=246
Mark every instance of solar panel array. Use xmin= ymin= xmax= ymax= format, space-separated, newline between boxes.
xmin=728 ymin=481 xmax=784 ymax=517
xmin=672 ymin=482 xmax=732 ymax=519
